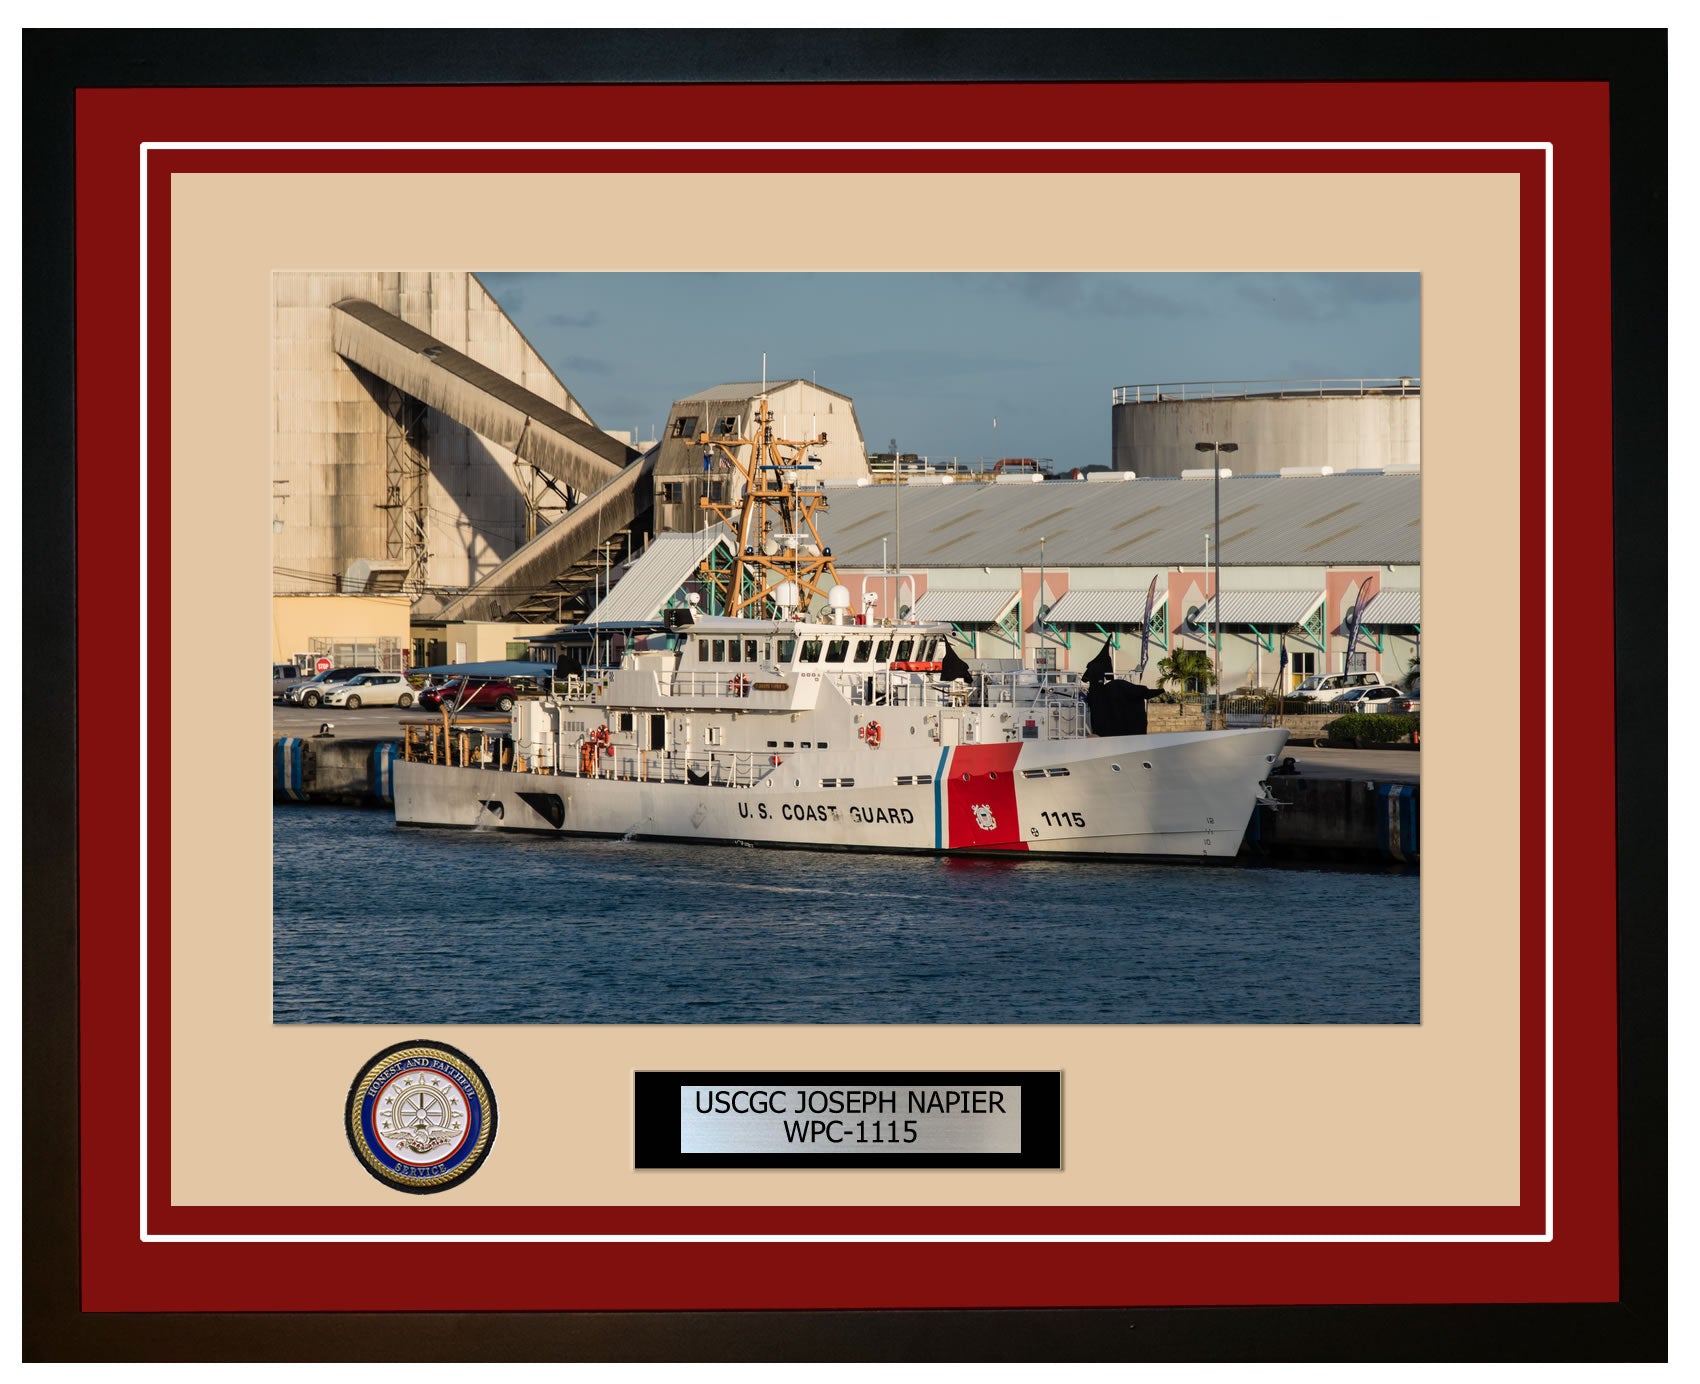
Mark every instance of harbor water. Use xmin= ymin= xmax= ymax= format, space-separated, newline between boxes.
xmin=274 ymin=806 xmax=1419 ymax=1025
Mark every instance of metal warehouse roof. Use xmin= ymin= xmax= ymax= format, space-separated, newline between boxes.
xmin=1184 ymin=590 xmax=1325 ymax=627
xmin=811 ymin=472 xmax=1420 ymax=568
xmin=909 ymin=587 xmax=1020 ymax=624
xmin=588 ymin=527 xmax=734 ymax=625
xmin=1361 ymin=589 xmax=1421 ymax=624
xmin=1045 ymin=588 xmax=1171 ymax=625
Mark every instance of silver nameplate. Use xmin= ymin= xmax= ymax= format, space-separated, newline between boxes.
xmin=679 ymin=1084 xmax=1023 ymax=1155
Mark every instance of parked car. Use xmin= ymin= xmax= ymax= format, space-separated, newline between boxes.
xmin=272 ymin=661 xmax=310 ymax=700
xmin=284 ymin=666 xmax=380 ymax=708
xmin=1390 ymin=694 xmax=1422 ymax=714
xmin=417 ymin=677 xmax=519 ymax=713
xmin=1329 ymin=684 xmax=1404 ymax=713
xmin=1289 ymin=670 xmax=1390 ymax=703
xmin=320 ymin=671 xmax=416 ymax=709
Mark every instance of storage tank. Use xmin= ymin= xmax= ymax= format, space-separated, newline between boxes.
xmin=1109 ymin=380 xmax=1420 ymax=476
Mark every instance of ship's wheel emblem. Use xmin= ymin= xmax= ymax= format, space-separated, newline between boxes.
xmin=386 ymin=1083 xmax=460 ymax=1154
xmin=346 ymin=1040 xmax=497 ymax=1194
xmin=972 ymin=803 xmax=997 ymax=831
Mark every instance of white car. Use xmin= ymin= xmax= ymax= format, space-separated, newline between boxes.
xmin=1329 ymin=684 xmax=1404 ymax=713
xmin=1290 ymin=671 xmax=1390 ymax=703
xmin=320 ymin=672 xmax=416 ymax=709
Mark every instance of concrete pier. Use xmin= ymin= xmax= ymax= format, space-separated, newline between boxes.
xmin=274 ymin=735 xmax=399 ymax=807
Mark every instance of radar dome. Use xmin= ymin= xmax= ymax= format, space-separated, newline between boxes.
xmin=828 ymin=585 xmax=851 ymax=610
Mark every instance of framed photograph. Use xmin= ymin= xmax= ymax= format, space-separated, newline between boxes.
xmin=23 ymin=29 xmax=1665 ymax=1361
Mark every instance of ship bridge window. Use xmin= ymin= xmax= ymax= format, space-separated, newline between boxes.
xmin=854 ymin=639 xmax=873 ymax=662
xmin=894 ymin=638 xmax=915 ymax=662
xmin=824 ymin=639 xmax=849 ymax=664
xmin=745 ymin=640 xmax=760 ymax=662
xmin=875 ymin=639 xmax=893 ymax=662
xmin=618 ymin=712 xmax=634 ymax=733
xmin=697 ymin=640 xmax=710 ymax=662
xmin=777 ymin=638 xmax=796 ymax=662
xmin=800 ymin=639 xmax=823 ymax=663
xmin=726 ymin=640 xmax=741 ymax=663
xmin=712 ymin=639 xmax=726 ymax=661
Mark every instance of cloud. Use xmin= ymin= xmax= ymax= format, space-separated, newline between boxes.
xmin=1231 ymin=274 xmax=1418 ymax=324
xmin=558 ymin=354 xmax=612 ymax=375
xmin=817 ymin=347 xmax=1044 ymax=381
xmin=964 ymin=273 xmax=1191 ymax=318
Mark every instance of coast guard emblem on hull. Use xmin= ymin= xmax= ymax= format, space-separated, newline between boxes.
xmin=345 ymin=1040 xmax=497 ymax=1194
xmin=972 ymin=803 xmax=998 ymax=831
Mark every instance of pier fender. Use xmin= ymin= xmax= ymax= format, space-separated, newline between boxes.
xmin=274 ymin=737 xmax=307 ymax=801
xmin=1376 ymin=782 xmax=1420 ymax=862
xmin=368 ymin=741 xmax=398 ymax=804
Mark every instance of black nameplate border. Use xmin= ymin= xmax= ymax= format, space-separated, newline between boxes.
xmin=635 ymin=1070 xmax=1061 ymax=1169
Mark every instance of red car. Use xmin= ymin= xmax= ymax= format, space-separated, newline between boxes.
xmin=417 ymin=678 xmax=519 ymax=713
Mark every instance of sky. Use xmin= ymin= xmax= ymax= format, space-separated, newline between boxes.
xmin=476 ymin=272 xmax=1420 ymax=471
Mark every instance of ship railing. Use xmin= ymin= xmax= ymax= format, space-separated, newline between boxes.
xmin=1111 ymin=377 xmax=1421 ymax=405
xmin=587 ymin=748 xmax=770 ymax=788
xmin=665 ymin=670 xmax=783 ymax=701
xmin=402 ymin=721 xmax=516 ymax=768
xmin=971 ymin=669 xmax=1083 ymax=706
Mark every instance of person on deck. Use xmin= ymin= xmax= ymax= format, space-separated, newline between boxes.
xmin=1080 ymin=638 xmax=1164 ymax=737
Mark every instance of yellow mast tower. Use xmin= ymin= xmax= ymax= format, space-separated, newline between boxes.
xmin=695 ymin=396 xmax=841 ymax=617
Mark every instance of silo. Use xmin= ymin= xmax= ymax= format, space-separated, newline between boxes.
xmin=1110 ymin=380 xmax=1420 ymax=476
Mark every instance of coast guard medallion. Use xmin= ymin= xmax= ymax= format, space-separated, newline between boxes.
xmin=345 ymin=1040 xmax=497 ymax=1194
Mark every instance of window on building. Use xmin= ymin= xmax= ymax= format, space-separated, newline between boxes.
xmin=662 ymin=482 xmax=683 ymax=504
xmin=671 ymin=415 xmax=698 ymax=439
xmin=1346 ymin=651 xmax=1368 ymax=673
xmin=715 ymin=415 xmax=739 ymax=436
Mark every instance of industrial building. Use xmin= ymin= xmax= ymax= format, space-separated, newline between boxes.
xmin=650 ymin=378 xmax=869 ymax=536
xmin=269 ymin=275 xmax=1419 ymax=688
xmin=513 ymin=470 xmax=1421 ymax=693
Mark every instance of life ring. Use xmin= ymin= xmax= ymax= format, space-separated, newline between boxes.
xmin=861 ymin=720 xmax=883 ymax=749
xmin=770 ymin=753 xmax=783 ymax=766
xmin=728 ymin=674 xmax=750 ymax=697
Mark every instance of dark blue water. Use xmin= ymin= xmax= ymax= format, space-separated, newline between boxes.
xmin=274 ymin=807 xmax=1418 ymax=1024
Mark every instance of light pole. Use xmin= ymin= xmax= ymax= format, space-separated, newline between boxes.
xmin=1194 ymin=440 xmax=1239 ymax=726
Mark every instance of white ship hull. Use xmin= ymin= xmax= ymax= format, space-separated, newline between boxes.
xmin=393 ymin=726 xmax=1287 ymax=861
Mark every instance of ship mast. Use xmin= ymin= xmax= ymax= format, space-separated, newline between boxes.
xmin=695 ymin=396 xmax=841 ymax=617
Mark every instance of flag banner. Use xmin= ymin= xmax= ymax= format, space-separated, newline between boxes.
xmin=1342 ymin=574 xmax=1379 ymax=672
xmin=1136 ymin=575 xmax=1159 ymax=678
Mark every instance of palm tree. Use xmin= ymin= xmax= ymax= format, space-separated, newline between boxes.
xmin=1157 ymin=648 xmax=1216 ymax=695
